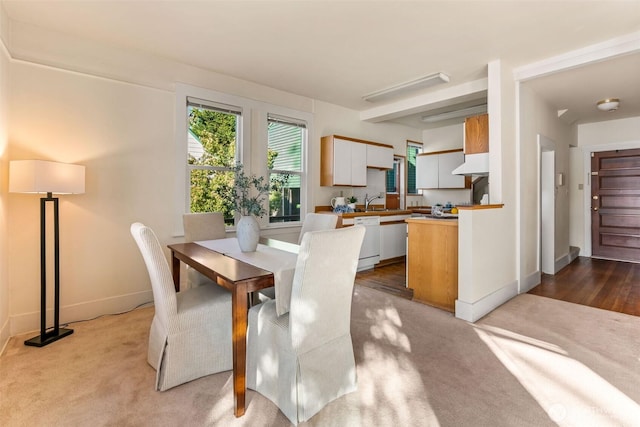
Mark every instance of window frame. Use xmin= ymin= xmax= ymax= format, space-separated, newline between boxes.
xmin=266 ymin=113 xmax=307 ymax=224
xmin=175 ymin=83 xmax=312 ymax=235
xmin=406 ymin=140 xmax=423 ymax=196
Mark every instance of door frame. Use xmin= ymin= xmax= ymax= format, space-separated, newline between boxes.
xmin=581 ymin=141 xmax=640 ymax=257
xmin=538 ymin=134 xmax=556 ymax=274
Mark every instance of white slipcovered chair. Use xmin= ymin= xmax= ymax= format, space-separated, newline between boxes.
xmin=183 ymin=212 xmax=226 ymax=287
xmin=257 ymin=213 xmax=339 ymax=302
xmin=247 ymin=225 xmax=366 ymax=425
xmin=130 ymin=222 xmax=232 ymax=391
xmin=297 ymin=212 xmax=338 ymax=244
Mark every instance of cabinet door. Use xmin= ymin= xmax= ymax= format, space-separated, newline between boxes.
xmin=333 ymin=138 xmax=353 ymax=185
xmin=351 ymin=141 xmax=367 ymax=186
xmin=438 ymin=151 xmax=466 ymax=188
xmin=416 ymin=154 xmax=439 ymax=189
xmin=464 ymin=114 xmax=489 ymax=154
xmin=380 ymin=222 xmax=407 ymax=260
xmin=367 ymin=144 xmax=393 ymax=169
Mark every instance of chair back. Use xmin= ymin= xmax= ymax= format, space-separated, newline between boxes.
xmin=289 ymin=225 xmax=365 ymax=354
xmin=297 ymin=213 xmax=338 ymax=244
xmin=183 ymin=212 xmax=226 ymax=242
xmin=130 ymin=223 xmax=177 ymax=327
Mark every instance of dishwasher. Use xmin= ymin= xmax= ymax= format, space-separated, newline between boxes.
xmin=354 ymin=216 xmax=380 ymax=271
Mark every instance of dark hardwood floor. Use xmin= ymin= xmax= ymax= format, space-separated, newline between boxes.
xmin=357 ymin=257 xmax=640 ymax=317
xmin=355 ymin=261 xmax=412 ymax=299
xmin=528 ymin=256 xmax=640 ymax=316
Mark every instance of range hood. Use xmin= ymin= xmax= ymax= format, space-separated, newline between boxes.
xmin=452 ymin=153 xmax=489 ymax=176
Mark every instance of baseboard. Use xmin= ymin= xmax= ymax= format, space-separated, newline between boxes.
xmin=455 ymin=280 xmax=518 ymax=323
xmin=554 ymin=252 xmax=570 ymax=274
xmin=10 ymin=290 xmax=154 ymax=337
xmin=0 ymin=317 xmax=9 ymax=356
xmin=520 ymin=270 xmax=541 ymax=293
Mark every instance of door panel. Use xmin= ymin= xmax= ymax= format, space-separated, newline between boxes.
xmin=591 ymin=148 xmax=640 ymax=262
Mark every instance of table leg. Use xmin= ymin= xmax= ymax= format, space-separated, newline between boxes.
xmin=231 ymin=281 xmax=248 ymax=417
xmin=170 ymin=250 xmax=180 ymax=292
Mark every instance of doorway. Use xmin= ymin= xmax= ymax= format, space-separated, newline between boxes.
xmin=539 ymin=134 xmax=556 ymax=274
xmin=386 ymin=156 xmax=405 ymax=209
xmin=590 ymin=148 xmax=640 ymax=262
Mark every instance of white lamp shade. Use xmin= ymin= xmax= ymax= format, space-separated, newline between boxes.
xmin=9 ymin=160 xmax=85 ymax=194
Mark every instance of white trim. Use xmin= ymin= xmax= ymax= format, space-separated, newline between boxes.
xmin=514 ymin=31 xmax=640 ymax=82
xmin=520 ymin=270 xmax=541 ymax=294
xmin=455 ymin=280 xmax=518 ymax=322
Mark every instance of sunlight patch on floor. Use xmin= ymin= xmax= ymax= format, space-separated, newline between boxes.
xmin=474 ymin=324 xmax=640 ymax=426
xmin=357 ymin=305 xmax=440 ymax=426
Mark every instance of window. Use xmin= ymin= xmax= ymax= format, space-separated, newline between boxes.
xmin=386 ymin=158 xmax=400 ymax=193
xmin=267 ymin=114 xmax=305 ymax=223
xmin=187 ymin=97 xmax=241 ymax=225
xmin=177 ymin=83 xmax=311 ymax=233
xmin=406 ymin=141 xmax=423 ymax=194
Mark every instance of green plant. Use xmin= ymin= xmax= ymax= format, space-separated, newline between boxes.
xmin=347 ymin=196 xmax=358 ymax=203
xmin=215 ymin=163 xmax=270 ymax=217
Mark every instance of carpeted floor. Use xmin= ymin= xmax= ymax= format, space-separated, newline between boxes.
xmin=1 ymin=286 xmax=639 ymax=426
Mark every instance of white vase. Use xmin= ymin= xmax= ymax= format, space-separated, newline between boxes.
xmin=237 ymin=215 xmax=260 ymax=252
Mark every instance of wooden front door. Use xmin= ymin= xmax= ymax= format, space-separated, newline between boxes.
xmin=591 ymin=148 xmax=640 ymax=262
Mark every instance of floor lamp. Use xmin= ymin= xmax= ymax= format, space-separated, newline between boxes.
xmin=9 ymin=160 xmax=85 ymax=347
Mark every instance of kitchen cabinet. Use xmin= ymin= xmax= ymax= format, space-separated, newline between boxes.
xmin=380 ymin=221 xmax=407 ymax=261
xmin=406 ymin=217 xmax=458 ymax=312
xmin=464 ymin=113 xmax=489 ymax=154
xmin=366 ymin=143 xmax=394 ymax=169
xmin=321 ymin=136 xmax=367 ymax=186
xmin=416 ymin=150 xmax=468 ymax=189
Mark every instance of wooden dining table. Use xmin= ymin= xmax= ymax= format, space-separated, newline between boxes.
xmin=167 ymin=237 xmax=298 ymax=417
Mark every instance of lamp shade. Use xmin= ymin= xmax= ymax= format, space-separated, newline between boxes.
xmin=9 ymin=160 xmax=85 ymax=194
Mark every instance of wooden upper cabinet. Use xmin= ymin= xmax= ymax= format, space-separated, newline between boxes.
xmin=464 ymin=113 xmax=489 ymax=154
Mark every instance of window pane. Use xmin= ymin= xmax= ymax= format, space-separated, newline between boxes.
xmin=386 ymin=161 xmax=398 ymax=193
xmin=190 ymin=169 xmax=235 ymax=225
xmin=267 ymin=121 xmax=302 ymax=172
xmin=188 ymin=106 xmax=237 ymax=168
xmin=269 ymin=172 xmax=300 ymax=223
xmin=268 ymin=118 xmax=304 ymax=223
xmin=407 ymin=144 xmax=421 ymax=194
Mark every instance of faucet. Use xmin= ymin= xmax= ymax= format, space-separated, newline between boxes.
xmin=365 ymin=193 xmax=383 ymax=211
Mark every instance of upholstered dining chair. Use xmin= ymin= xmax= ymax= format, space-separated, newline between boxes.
xmin=183 ymin=212 xmax=226 ymax=287
xmin=257 ymin=213 xmax=339 ymax=302
xmin=130 ymin=222 xmax=232 ymax=391
xmin=247 ymin=225 xmax=366 ymax=425
xmin=297 ymin=212 xmax=338 ymax=244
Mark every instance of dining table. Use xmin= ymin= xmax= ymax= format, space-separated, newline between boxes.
xmin=167 ymin=237 xmax=298 ymax=417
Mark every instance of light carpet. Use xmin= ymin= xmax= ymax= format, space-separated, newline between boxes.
xmin=1 ymin=286 xmax=639 ymax=426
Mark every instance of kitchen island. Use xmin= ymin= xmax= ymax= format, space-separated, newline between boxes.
xmin=406 ymin=216 xmax=458 ymax=312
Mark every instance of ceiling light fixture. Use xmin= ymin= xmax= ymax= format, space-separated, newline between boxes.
xmin=362 ymin=72 xmax=450 ymax=103
xmin=421 ymin=104 xmax=487 ymax=123
xmin=597 ymin=98 xmax=620 ymax=112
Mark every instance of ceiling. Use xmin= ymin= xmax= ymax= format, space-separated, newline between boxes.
xmin=2 ymin=1 xmax=639 ymax=129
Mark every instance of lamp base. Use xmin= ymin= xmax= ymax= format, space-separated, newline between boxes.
xmin=24 ymin=328 xmax=74 ymax=347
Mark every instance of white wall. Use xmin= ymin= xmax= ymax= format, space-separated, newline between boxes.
xmin=455 ymin=60 xmax=518 ymax=322
xmin=4 ymin=20 xmax=422 ymax=336
xmin=517 ymin=83 xmax=572 ymax=290
xmin=572 ymin=117 xmax=640 ymax=255
xmin=0 ymin=3 xmax=10 ymax=351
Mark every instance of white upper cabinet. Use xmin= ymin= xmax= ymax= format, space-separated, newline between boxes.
xmin=321 ymin=135 xmax=392 ymax=186
xmin=366 ymin=144 xmax=394 ymax=169
xmin=416 ymin=150 xmax=468 ymax=189
xmin=321 ymin=136 xmax=367 ymax=186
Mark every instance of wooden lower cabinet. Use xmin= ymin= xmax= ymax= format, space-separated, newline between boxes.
xmin=406 ymin=218 xmax=458 ymax=312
